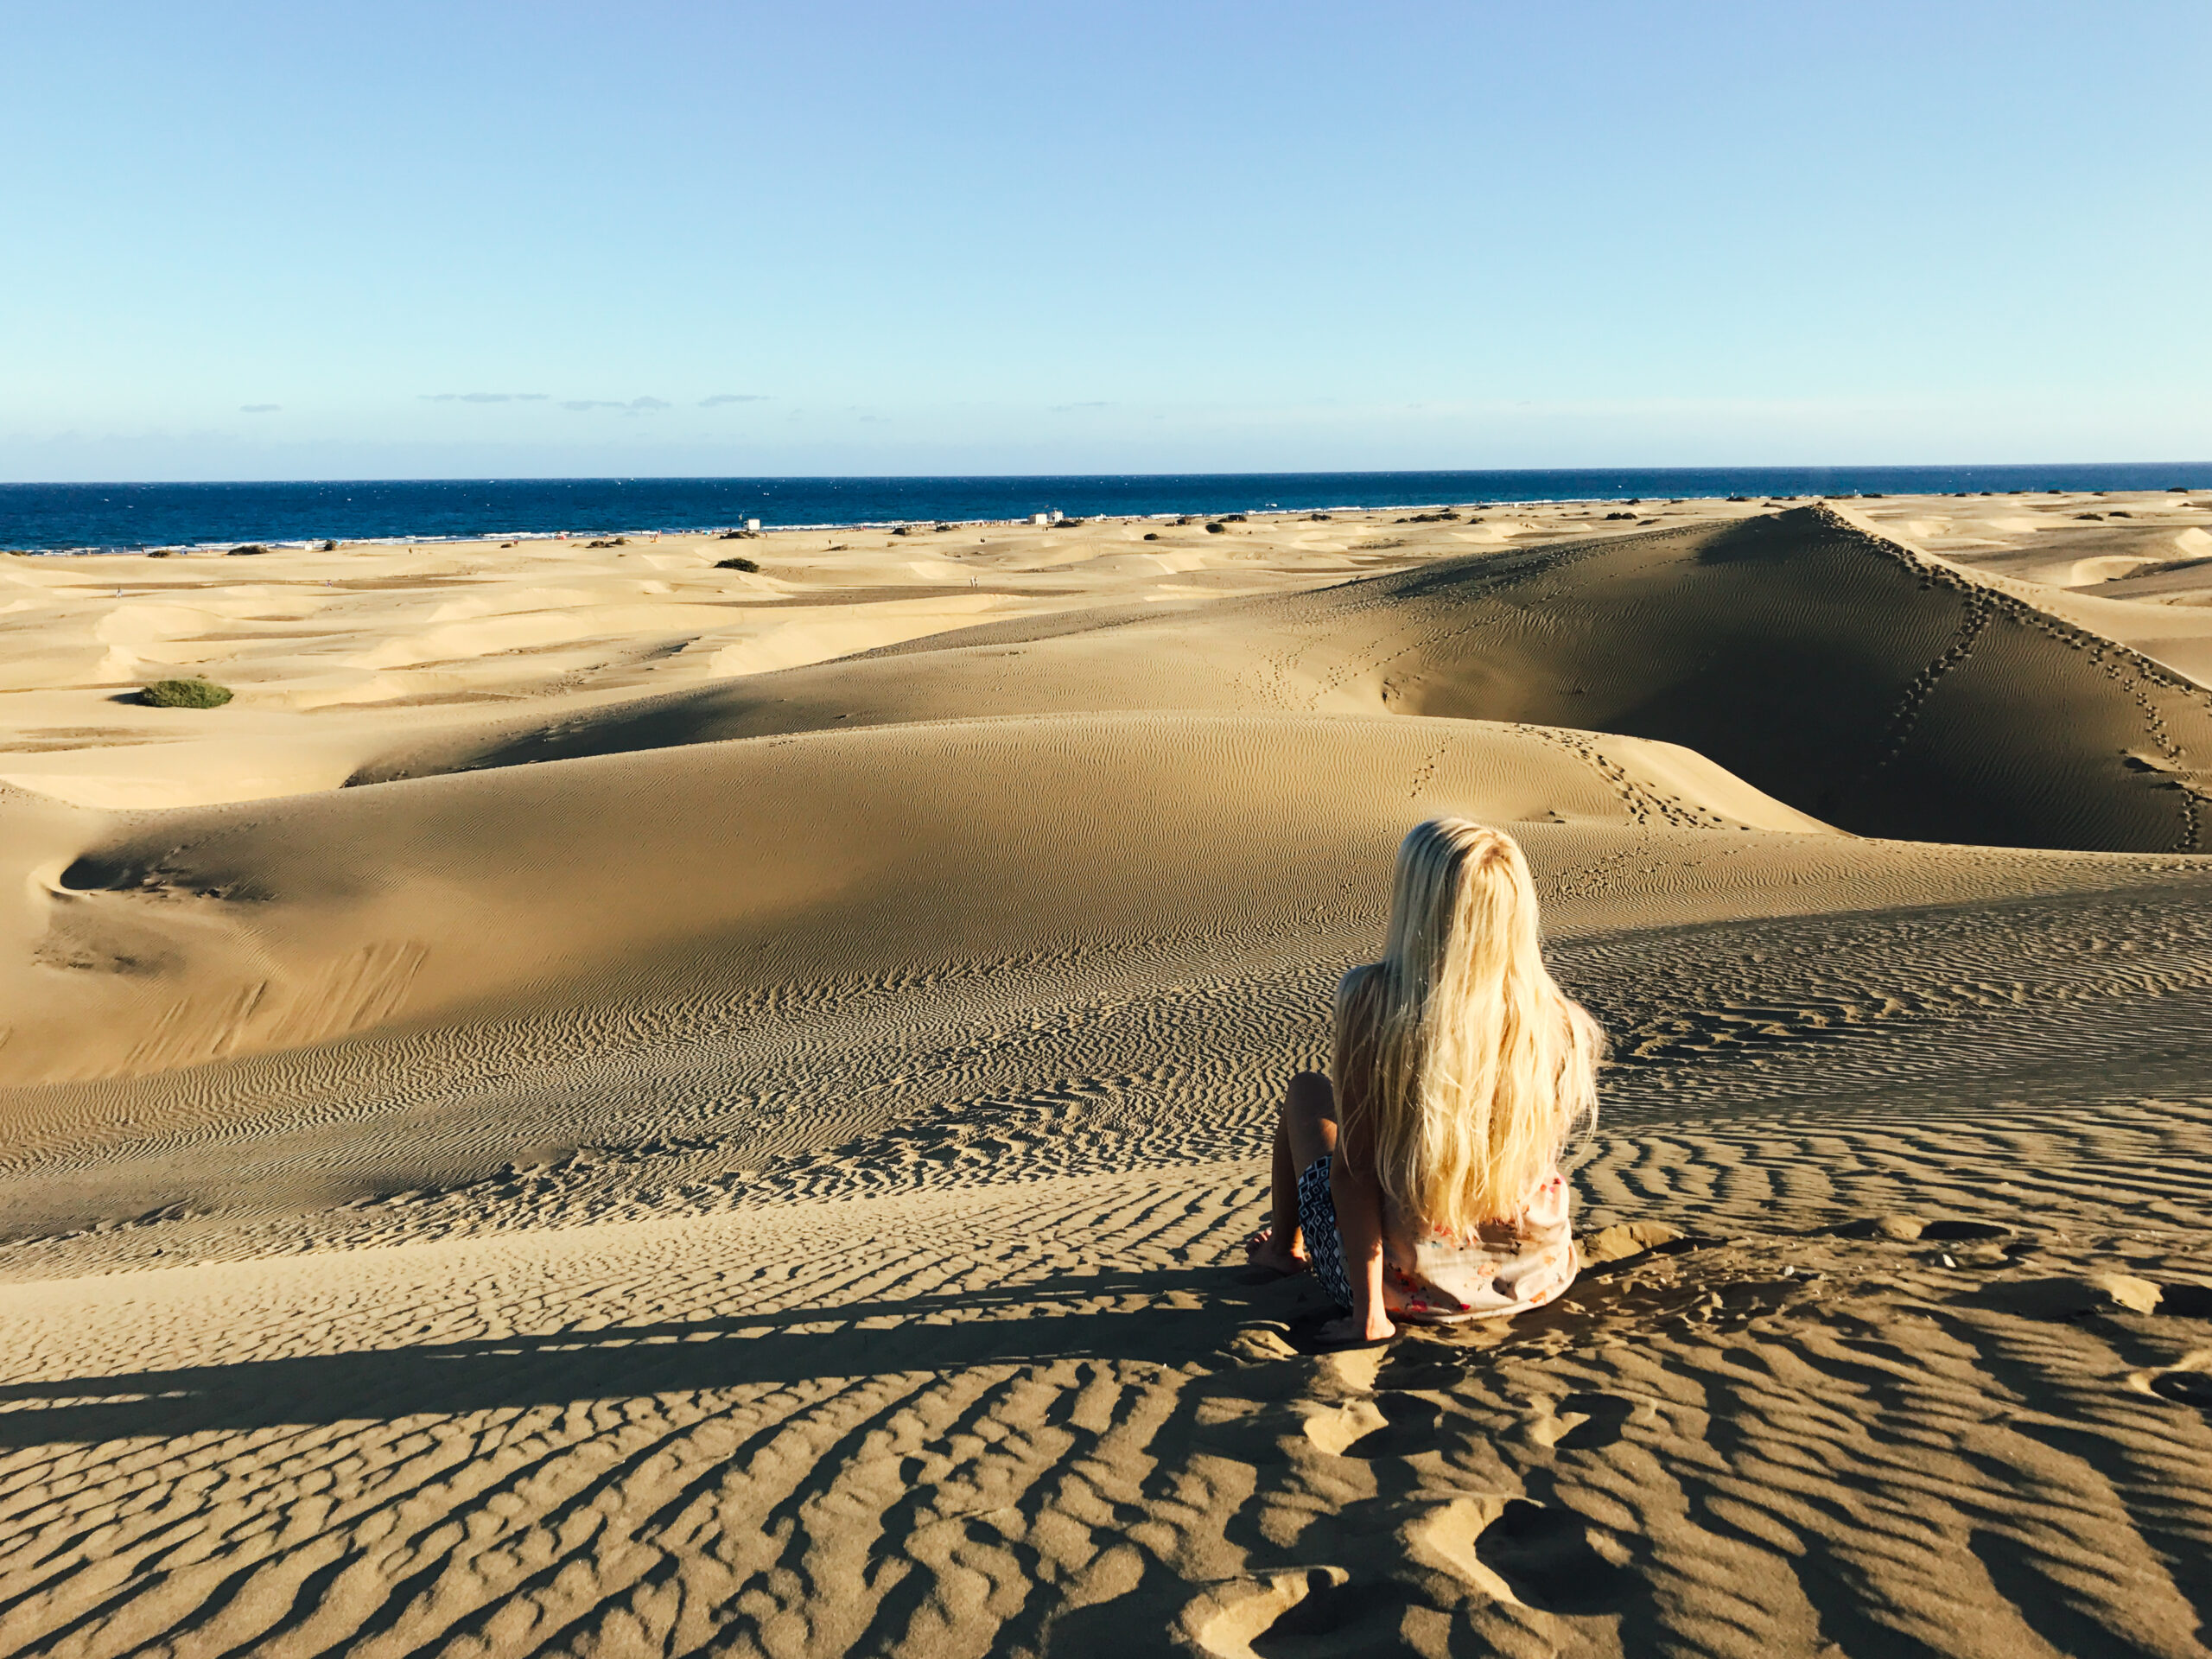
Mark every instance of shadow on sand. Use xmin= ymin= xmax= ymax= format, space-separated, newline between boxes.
xmin=0 ymin=1265 xmax=1312 ymax=1446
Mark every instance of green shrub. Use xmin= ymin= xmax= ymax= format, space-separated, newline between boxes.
xmin=141 ymin=677 xmax=234 ymax=709
xmin=716 ymin=556 xmax=760 ymax=572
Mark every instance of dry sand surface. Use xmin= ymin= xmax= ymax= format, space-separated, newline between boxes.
xmin=3 ymin=493 xmax=2212 ymax=1656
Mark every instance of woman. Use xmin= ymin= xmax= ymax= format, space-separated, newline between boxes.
xmin=1247 ymin=818 xmax=1604 ymax=1344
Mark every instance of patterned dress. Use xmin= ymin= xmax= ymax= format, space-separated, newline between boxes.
xmin=1298 ymin=1157 xmax=1577 ymax=1323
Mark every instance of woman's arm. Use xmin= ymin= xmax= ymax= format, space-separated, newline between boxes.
xmin=1330 ymin=1093 xmax=1397 ymax=1343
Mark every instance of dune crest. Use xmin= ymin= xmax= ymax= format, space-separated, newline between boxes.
xmin=359 ymin=507 xmax=2212 ymax=852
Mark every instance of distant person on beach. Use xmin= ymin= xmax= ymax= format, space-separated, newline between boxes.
xmin=1246 ymin=819 xmax=1604 ymax=1345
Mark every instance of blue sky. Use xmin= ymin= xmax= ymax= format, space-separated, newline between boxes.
xmin=5 ymin=1 xmax=2207 ymax=480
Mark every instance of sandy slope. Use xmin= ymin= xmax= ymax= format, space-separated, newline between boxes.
xmin=3 ymin=708 xmax=1853 ymax=1090
xmin=0 ymin=500 xmax=1737 ymax=812
xmin=3 ymin=498 xmax=2212 ymax=1657
xmin=356 ymin=506 xmax=2212 ymax=853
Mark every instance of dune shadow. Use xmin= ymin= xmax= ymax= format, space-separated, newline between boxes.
xmin=0 ymin=1264 xmax=1268 ymax=1446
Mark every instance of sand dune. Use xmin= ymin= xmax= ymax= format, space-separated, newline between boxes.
xmin=3 ymin=496 xmax=2212 ymax=1658
xmin=360 ymin=506 xmax=2212 ymax=852
xmin=0 ymin=712 xmax=1831 ymax=1090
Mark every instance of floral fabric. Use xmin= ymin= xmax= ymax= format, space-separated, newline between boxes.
xmin=1298 ymin=1154 xmax=1577 ymax=1324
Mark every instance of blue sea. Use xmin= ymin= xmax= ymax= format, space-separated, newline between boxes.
xmin=3 ymin=465 xmax=2208 ymax=555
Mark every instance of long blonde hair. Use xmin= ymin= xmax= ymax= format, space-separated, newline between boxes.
xmin=1335 ymin=819 xmax=1604 ymax=1236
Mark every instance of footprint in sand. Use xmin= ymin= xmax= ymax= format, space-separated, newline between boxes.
xmin=1981 ymin=1271 xmax=2169 ymax=1319
xmin=1217 ymin=1497 xmax=1638 ymax=1656
xmin=1922 ymin=1217 xmax=2016 ymax=1242
xmin=1470 ymin=1498 xmax=1637 ymax=1616
xmin=1297 ymin=1396 xmax=1389 ymax=1457
xmin=1395 ymin=1494 xmax=1637 ymax=1617
xmin=2132 ymin=1342 xmax=2212 ymax=1408
xmin=1179 ymin=1566 xmax=1378 ymax=1659
xmin=1330 ymin=1389 xmax=1451 ymax=1460
xmin=1369 ymin=1351 xmax=1467 ymax=1394
xmin=1243 ymin=1572 xmax=1414 ymax=1656
xmin=1830 ymin=1213 xmax=2012 ymax=1243
xmin=2154 ymin=1281 xmax=2212 ymax=1319
xmin=1532 ymin=1390 xmax=1638 ymax=1451
xmin=2151 ymin=1369 xmax=2212 ymax=1409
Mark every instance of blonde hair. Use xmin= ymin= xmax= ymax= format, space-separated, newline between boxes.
xmin=1335 ymin=819 xmax=1604 ymax=1236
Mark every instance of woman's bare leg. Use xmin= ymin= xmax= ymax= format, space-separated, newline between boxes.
xmin=1246 ymin=1071 xmax=1339 ymax=1274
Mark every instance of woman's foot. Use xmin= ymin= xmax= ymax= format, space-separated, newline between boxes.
xmin=1243 ymin=1227 xmax=1309 ymax=1276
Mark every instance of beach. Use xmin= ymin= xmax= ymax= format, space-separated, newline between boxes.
xmin=3 ymin=491 xmax=2212 ymax=1656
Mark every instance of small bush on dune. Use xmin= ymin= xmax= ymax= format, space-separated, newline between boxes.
xmin=716 ymin=556 xmax=760 ymax=572
xmin=228 ymin=543 xmax=270 ymax=556
xmin=141 ymin=678 xmax=233 ymax=709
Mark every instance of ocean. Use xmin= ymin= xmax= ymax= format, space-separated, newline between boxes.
xmin=3 ymin=464 xmax=2208 ymax=554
